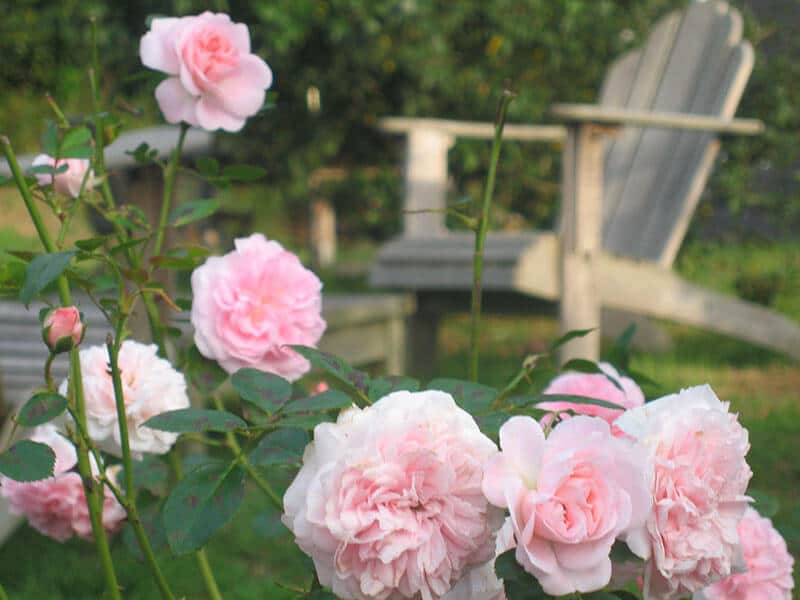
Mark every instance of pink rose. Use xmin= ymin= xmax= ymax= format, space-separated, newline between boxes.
xmin=42 ymin=306 xmax=85 ymax=352
xmin=615 ymin=385 xmax=753 ymax=600
xmin=536 ymin=362 xmax=644 ymax=434
xmin=191 ymin=233 xmax=326 ymax=381
xmin=140 ymin=12 xmax=273 ymax=132
xmin=31 ymin=154 xmax=93 ymax=198
xmin=282 ymin=390 xmax=504 ymax=600
xmin=0 ymin=424 xmax=126 ymax=542
xmin=59 ymin=340 xmax=190 ymax=457
xmin=697 ymin=507 xmax=794 ymax=600
xmin=482 ymin=415 xmax=652 ymax=596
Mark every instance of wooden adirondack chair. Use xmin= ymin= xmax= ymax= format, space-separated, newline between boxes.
xmin=370 ymin=1 xmax=800 ymax=371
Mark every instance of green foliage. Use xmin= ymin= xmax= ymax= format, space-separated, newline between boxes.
xmin=290 ymin=345 xmax=370 ymax=397
xmin=19 ymin=250 xmax=76 ymax=304
xmin=248 ymin=429 xmax=308 ymax=468
xmin=231 ymin=368 xmax=293 ymax=415
xmin=163 ymin=461 xmax=245 ymax=555
xmin=143 ymin=408 xmax=247 ymax=433
xmin=0 ymin=440 xmax=55 ymax=482
xmin=16 ymin=392 xmax=69 ymax=427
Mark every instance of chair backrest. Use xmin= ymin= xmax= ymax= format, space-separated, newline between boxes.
xmin=599 ymin=1 xmax=754 ymax=266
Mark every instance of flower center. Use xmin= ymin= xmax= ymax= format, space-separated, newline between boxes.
xmin=184 ymin=27 xmax=240 ymax=84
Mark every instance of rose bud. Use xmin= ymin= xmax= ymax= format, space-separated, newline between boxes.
xmin=42 ymin=306 xmax=86 ymax=353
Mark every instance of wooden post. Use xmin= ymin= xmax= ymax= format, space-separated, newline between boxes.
xmin=310 ymin=199 xmax=337 ymax=269
xmin=403 ymin=129 xmax=454 ymax=237
xmin=559 ymin=124 xmax=610 ymax=363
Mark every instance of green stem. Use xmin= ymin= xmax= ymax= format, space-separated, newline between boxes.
xmin=211 ymin=396 xmax=283 ymax=511
xmin=70 ymin=351 xmax=122 ymax=600
xmin=106 ymin=334 xmax=176 ymax=600
xmin=153 ymin=123 xmax=189 ymax=258
xmin=469 ymin=91 xmax=515 ymax=382
xmin=2 ymin=136 xmax=122 ymax=600
xmin=195 ymin=549 xmax=223 ymax=600
xmin=0 ymin=581 xmax=8 ymax=600
xmin=44 ymin=353 xmax=56 ymax=391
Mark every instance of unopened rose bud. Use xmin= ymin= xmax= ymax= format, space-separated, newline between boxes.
xmin=31 ymin=154 xmax=94 ymax=198
xmin=42 ymin=306 xmax=86 ymax=353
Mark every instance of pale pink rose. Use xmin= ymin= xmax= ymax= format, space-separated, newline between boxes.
xmin=31 ymin=154 xmax=93 ymax=198
xmin=42 ymin=306 xmax=85 ymax=352
xmin=482 ymin=415 xmax=652 ymax=596
xmin=283 ymin=390 xmax=504 ymax=600
xmin=59 ymin=340 xmax=190 ymax=457
xmin=191 ymin=233 xmax=326 ymax=381
xmin=536 ymin=362 xmax=644 ymax=434
xmin=140 ymin=12 xmax=272 ymax=132
xmin=696 ymin=507 xmax=794 ymax=600
xmin=615 ymin=385 xmax=753 ymax=600
xmin=0 ymin=424 xmax=126 ymax=542
xmin=442 ymin=519 xmax=515 ymax=600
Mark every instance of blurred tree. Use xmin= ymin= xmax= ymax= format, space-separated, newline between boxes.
xmin=0 ymin=0 xmax=796 ymax=239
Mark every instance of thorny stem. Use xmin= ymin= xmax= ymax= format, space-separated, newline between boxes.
xmin=1 ymin=135 xmax=122 ymax=600
xmin=106 ymin=332 xmax=176 ymax=600
xmin=469 ymin=90 xmax=515 ymax=382
xmin=211 ymin=395 xmax=283 ymax=511
xmin=153 ymin=123 xmax=189 ymax=258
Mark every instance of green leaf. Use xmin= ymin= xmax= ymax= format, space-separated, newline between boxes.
xmin=123 ymin=501 xmax=168 ymax=559
xmin=196 ymin=157 xmax=220 ymax=177
xmin=169 ymin=199 xmax=221 ymax=227
xmin=535 ymin=393 xmax=622 ymax=411
xmin=0 ymin=440 xmax=56 ymax=482
xmin=27 ymin=163 xmax=69 ymax=176
xmin=367 ymin=375 xmax=420 ymax=402
xmin=163 ymin=462 xmax=245 ymax=555
xmin=476 ymin=412 xmax=508 ymax=438
xmin=19 ymin=250 xmax=77 ymax=304
xmin=248 ymin=428 xmax=308 ymax=467
xmin=427 ymin=378 xmax=496 ymax=413
xmin=252 ymin=502 xmax=291 ymax=539
xmin=549 ymin=328 xmax=596 ymax=352
xmin=231 ymin=368 xmax=292 ymax=415
xmin=282 ymin=389 xmax=352 ymax=414
xmin=273 ymin=414 xmax=336 ymax=430
xmin=185 ymin=345 xmax=228 ymax=393
xmin=222 ymin=164 xmax=267 ymax=181
xmin=74 ymin=237 xmax=108 ymax=251
xmin=495 ymin=549 xmax=547 ymax=599
xmin=144 ymin=408 xmax=247 ymax=433
xmin=290 ymin=346 xmax=370 ymax=396
xmin=17 ymin=392 xmax=69 ymax=426
xmin=749 ymin=489 xmax=780 ymax=518
xmin=606 ymin=323 xmax=637 ymax=371
xmin=125 ymin=456 xmax=171 ymax=497
xmin=60 ymin=127 xmax=92 ymax=152
xmin=42 ymin=121 xmax=58 ymax=156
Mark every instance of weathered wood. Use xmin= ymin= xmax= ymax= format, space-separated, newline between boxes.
xmin=402 ymin=128 xmax=454 ymax=237
xmin=597 ymin=255 xmax=800 ymax=359
xmin=550 ymin=103 xmax=762 ymax=135
xmin=559 ymin=124 xmax=607 ymax=362
xmin=380 ymin=118 xmax=566 ymax=142
xmin=310 ymin=198 xmax=337 ymax=269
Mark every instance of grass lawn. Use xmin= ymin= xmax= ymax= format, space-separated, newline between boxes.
xmin=0 ymin=231 xmax=797 ymax=597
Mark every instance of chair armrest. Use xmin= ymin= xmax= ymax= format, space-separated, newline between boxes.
xmin=550 ymin=103 xmax=763 ymax=135
xmin=379 ymin=117 xmax=566 ymax=142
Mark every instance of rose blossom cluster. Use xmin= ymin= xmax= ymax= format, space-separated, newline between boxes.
xmin=281 ymin=366 xmax=793 ymax=599
xmin=0 ymin=425 xmax=126 ymax=542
